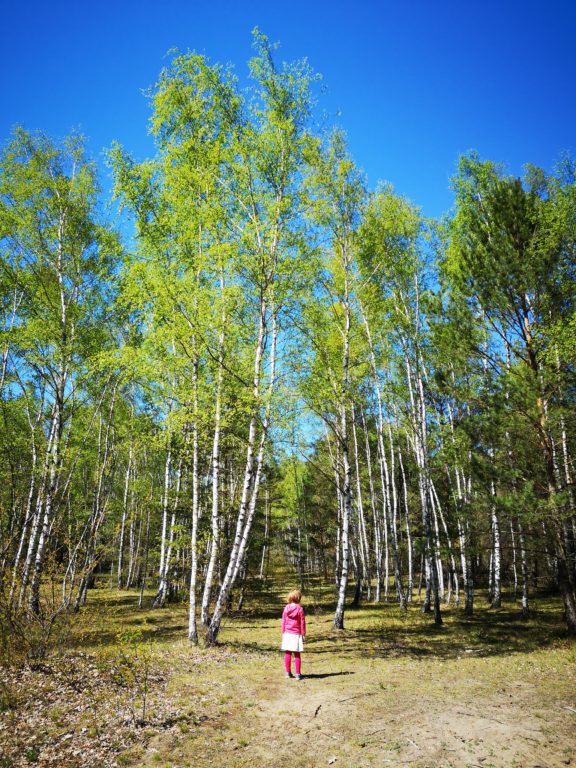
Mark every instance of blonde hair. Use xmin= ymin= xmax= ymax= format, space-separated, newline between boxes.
xmin=286 ymin=589 xmax=302 ymax=604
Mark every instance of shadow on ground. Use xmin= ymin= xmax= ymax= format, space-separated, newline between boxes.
xmin=301 ymin=671 xmax=354 ymax=679
xmin=72 ymin=579 xmax=570 ymax=663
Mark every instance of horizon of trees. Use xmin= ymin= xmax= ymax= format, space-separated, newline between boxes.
xmin=1 ymin=31 xmax=575 ymax=646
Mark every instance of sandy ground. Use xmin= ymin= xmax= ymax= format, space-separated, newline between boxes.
xmin=134 ymin=615 xmax=576 ymax=768
xmin=2 ymin=595 xmax=575 ymax=768
xmin=248 ymin=666 xmax=575 ymax=767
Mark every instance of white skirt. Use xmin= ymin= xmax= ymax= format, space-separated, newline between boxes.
xmin=281 ymin=632 xmax=304 ymax=652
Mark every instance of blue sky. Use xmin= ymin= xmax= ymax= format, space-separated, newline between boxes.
xmin=2 ymin=0 xmax=575 ymax=218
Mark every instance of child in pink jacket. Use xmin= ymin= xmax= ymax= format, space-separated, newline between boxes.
xmin=281 ymin=589 xmax=306 ymax=680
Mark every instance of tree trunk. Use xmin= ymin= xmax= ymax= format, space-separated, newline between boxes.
xmin=259 ymin=489 xmax=270 ymax=579
xmin=360 ymin=408 xmax=383 ymax=604
xmin=351 ymin=409 xmax=371 ymax=601
xmin=333 ymin=397 xmax=352 ymax=630
xmin=201 ymin=297 xmax=225 ymax=625
xmin=397 ymin=438 xmax=413 ymax=602
xmin=518 ymin=520 xmax=529 ymax=617
xmin=334 ymin=259 xmax=352 ymax=631
xmin=153 ymin=446 xmax=173 ymax=607
xmin=489 ymin=479 xmax=502 ymax=608
xmin=28 ymin=397 xmax=64 ymax=614
xmin=138 ymin=503 xmax=152 ymax=609
xmin=189 ymin=354 xmax=200 ymax=643
xmin=206 ymin=305 xmax=276 ymax=644
xmin=117 ymin=443 xmax=133 ymax=589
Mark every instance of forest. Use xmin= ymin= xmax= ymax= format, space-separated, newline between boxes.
xmin=1 ymin=29 xmax=575 ymax=647
xmin=1 ymin=25 xmax=576 ymax=768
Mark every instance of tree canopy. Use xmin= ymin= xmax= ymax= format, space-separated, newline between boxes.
xmin=1 ymin=33 xmax=575 ymax=643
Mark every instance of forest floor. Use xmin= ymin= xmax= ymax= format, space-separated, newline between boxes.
xmin=1 ymin=578 xmax=575 ymax=768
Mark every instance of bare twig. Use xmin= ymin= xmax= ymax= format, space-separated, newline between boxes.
xmin=338 ymin=691 xmax=377 ymax=703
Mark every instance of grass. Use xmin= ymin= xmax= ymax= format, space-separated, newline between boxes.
xmin=1 ymin=575 xmax=575 ymax=767
xmin=79 ymin=577 xmax=575 ymax=766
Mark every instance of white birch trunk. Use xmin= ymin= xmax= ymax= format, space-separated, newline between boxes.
xmin=397 ymin=440 xmax=413 ymax=602
xmin=154 ymin=446 xmax=172 ymax=606
xmin=327 ymin=430 xmax=343 ymax=588
xmin=188 ymin=352 xmax=200 ymax=642
xmin=206 ymin=305 xmax=275 ymax=644
xmin=334 ymin=271 xmax=352 ymax=630
xmin=117 ymin=443 xmax=133 ymax=589
xmin=430 ymin=479 xmax=459 ymax=606
xmin=360 ymin=408 xmax=382 ymax=603
xmin=490 ymin=478 xmax=501 ymax=608
xmin=201 ymin=284 xmax=226 ymax=625
xmin=518 ymin=520 xmax=529 ymax=617
xmin=405 ymin=354 xmax=441 ymax=624
xmin=358 ymin=301 xmax=390 ymax=601
xmin=18 ymin=407 xmax=57 ymax=608
xmin=155 ymin=459 xmax=182 ymax=608
xmin=351 ymin=408 xmax=371 ymax=601
xmin=259 ymin=489 xmax=270 ymax=579
xmin=28 ymin=397 xmax=64 ymax=614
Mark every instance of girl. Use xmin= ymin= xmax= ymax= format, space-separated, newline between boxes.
xmin=281 ymin=589 xmax=306 ymax=679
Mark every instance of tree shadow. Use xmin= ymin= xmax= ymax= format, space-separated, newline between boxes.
xmin=352 ymin=601 xmax=570 ymax=660
xmin=277 ymin=591 xmax=571 ymax=662
xmin=71 ymin=582 xmax=569 ymax=662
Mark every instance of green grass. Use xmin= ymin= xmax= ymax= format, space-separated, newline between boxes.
xmin=3 ymin=575 xmax=575 ymax=768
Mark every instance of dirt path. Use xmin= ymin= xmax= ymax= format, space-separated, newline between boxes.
xmin=3 ymin=591 xmax=574 ymax=767
xmin=135 ymin=612 xmax=576 ymax=768
xmin=243 ymin=647 xmax=575 ymax=768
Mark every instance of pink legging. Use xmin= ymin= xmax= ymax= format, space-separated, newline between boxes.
xmin=284 ymin=652 xmax=301 ymax=675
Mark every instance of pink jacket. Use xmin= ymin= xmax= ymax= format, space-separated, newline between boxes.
xmin=282 ymin=603 xmax=306 ymax=636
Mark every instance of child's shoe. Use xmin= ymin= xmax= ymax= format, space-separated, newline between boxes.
xmin=285 ymin=672 xmax=293 ymax=678
xmin=295 ymin=674 xmax=302 ymax=680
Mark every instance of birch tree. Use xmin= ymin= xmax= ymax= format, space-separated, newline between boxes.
xmin=358 ymin=186 xmax=443 ymax=623
xmin=300 ymin=130 xmax=366 ymax=629
xmin=112 ymin=30 xmax=320 ymax=643
xmin=0 ymin=129 xmax=121 ymax=614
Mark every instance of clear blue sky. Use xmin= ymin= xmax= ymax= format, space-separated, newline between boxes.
xmin=2 ymin=0 xmax=575 ymax=218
